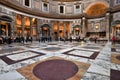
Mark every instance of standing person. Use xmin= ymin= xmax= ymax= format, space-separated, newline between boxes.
xmin=70 ymin=36 xmax=72 ymax=42
xmin=30 ymin=36 xmax=33 ymax=43
xmin=21 ymin=36 xmax=24 ymax=44
xmin=112 ymin=36 xmax=116 ymax=45
xmin=94 ymin=36 xmax=97 ymax=43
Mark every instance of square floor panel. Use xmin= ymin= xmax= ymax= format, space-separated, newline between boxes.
xmin=17 ymin=56 xmax=90 ymax=80
xmin=111 ymin=48 xmax=120 ymax=52
xmin=7 ymin=52 xmax=39 ymax=61
xmin=82 ymin=46 xmax=101 ymax=50
xmin=111 ymin=54 xmax=120 ymax=64
xmin=40 ymin=47 xmax=64 ymax=52
xmin=69 ymin=50 xmax=94 ymax=57
xmin=111 ymin=69 xmax=120 ymax=80
xmin=63 ymin=49 xmax=99 ymax=59
xmin=0 ymin=48 xmax=24 ymax=54
xmin=0 ymin=51 xmax=45 ymax=65
xmin=111 ymin=48 xmax=116 ymax=52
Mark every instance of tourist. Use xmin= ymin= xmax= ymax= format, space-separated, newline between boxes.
xmin=94 ymin=36 xmax=97 ymax=43
xmin=112 ymin=36 xmax=116 ymax=45
xmin=70 ymin=36 xmax=72 ymax=42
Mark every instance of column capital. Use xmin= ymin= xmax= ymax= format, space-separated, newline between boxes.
xmin=21 ymin=15 xmax=25 ymax=18
xmin=82 ymin=17 xmax=85 ymax=20
xmin=30 ymin=17 xmax=33 ymax=20
xmin=106 ymin=12 xmax=110 ymax=16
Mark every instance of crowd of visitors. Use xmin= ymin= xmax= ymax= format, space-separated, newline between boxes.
xmin=1 ymin=35 xmax=119 ymax=45
xmin=39 ymin=36 xmax=52 ymax=42
xmin=0 ymin=36 xmax=33 ymax=45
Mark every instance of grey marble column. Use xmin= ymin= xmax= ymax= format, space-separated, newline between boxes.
xmin=21 ymin=15 xmax=24 ymax=37
xmin=10 ymin=21 xmax=14 ymax=36
xmin=30 ymin=17 xmax=32 ymax=37
xmin=36 ymin=19 xmax=40 ymax=40
xmin=106 ymin=13 xmax=110 ymax=41
xmin=82 ymin=17 xmax=86 ymax=37
xmin=51 ymin=21 xmax=54 ymax=40
xmin=0 ymin=21 xmax=1 ymax=36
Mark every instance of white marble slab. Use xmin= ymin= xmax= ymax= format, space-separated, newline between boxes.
xmin=75 ymin=47 xmax=100 ymax=52
xmin=0 ymin=59 xmax=7 ymax=66
xmin=82 ymin=72 xmax=110 ymax=80
xmin=88 ymin=60 xmax=110 ymax=76
xmin=116 ymin=49 xmax=120 ymax=52
xmin=69 ymin=50 xmax=94 ymax=57
xmin=0 ymin=70 xmax=25 ymax=80
xmin=7 ymin=51 xmax=39 ymax=61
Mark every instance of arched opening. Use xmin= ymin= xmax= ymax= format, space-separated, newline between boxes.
xmin=32 ymin=18 xmax=37 ymax=40
xmin=41 ymin=24 xmax=51 ymax=37
xmin=73 ymin=25 xmax=81 ymax=36
xmin=111 ymin=20 xmax=120 ymax=42
xmin=16 ymin=14 xmax=22 ymax=36
xmin=0 ymin=15 xmax=13 ymax=37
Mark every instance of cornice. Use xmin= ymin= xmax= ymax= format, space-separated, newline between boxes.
xmin=1 ymin=0 xmax=120 ymax=19
xmin=52 ymin=0 xmax=81 ymax=2
xmin=110 ymin=5 xmax=120 ymax=13
xmin=0 ymin=0 xmax=83 ymax=19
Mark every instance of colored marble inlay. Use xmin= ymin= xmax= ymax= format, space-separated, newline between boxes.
xmin=111 ymin=54 xmax=120 ymax=64
xmin=17 ymin=56 xmax=90 ymax=80
xmin=7 ymin=51 xmax=39 ymax=61
xmin=111 ymin=69 xmax=120 ymax=80
xmin=63 ymin=50 xmax=99 ymax=59
xmin=69 ymin=50 xmax=94 ymax=57
xmin=0 ymin=51 xmax=44 ymax=65
xmin=0 ymin=48 xmax=24 ymax=54
xmin=33 ymin=59 xmax=78 ymax=80
xmin=41 ymin=47 xmax=63 ymax=51
xmin=82 ymin=46 xmax=100 ymax=49
xmin=116 ymin=56 xmax=120 ymax=60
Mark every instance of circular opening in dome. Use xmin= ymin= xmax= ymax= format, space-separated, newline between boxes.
xmin=33 ymin=59 xmax=78 ymax=80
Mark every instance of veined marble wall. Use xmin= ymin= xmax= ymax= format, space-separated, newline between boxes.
xmin=14 ymin=0 xmax=85 ymax=15
xmin=33 ymin=0 xmax=41 ymax=10
xmin=113 ymin=0 xmax=120 ymax=6
xmin=113 ymin=12 xmax=120 ymax=21
xmin=87 ymin=18 xmax=106 ymax=32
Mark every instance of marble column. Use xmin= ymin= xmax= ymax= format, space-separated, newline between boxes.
xmin=82 ymin=17 xmax=86 ymax=38
xmin=10 ymin=21 xmax=14 ymax=37
xmin=49 ymin=21 xmax=52 ymax=36
xmin=57 ymin=21 xmax=60 ymax=38
xmin=30 ymin=17 xmax=32 ymax=37
xmin=21 ymin=15 xmax=24 ymax=37
xmin=36 ymin=19 xmax=40 ymax=39
xmin=92 ymin=21 xmax=94 ymax=32
xmin=0 ymin=21 xmax=1 ymax=36
xmin=50 ymin=21 xmax=53 ymax=38
xmin=6 ymin=24 xmax=8 ymax=37
xmin=64 ymin=22 xmax=66 ymax=38
xmin=106 ymin=13 xmax=110 ymax=41
xmin=100 ymin=20 xmax=103 ymax=32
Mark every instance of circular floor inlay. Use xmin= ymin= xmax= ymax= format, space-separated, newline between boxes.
xmin=33 ymin=59 xmax=78 ymax=80
xmin=116 ymin=56 xmax=120 ymax=60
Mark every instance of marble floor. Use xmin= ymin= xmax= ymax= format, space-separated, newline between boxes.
xmin=0 ymin=41 xmax=120 ymax=80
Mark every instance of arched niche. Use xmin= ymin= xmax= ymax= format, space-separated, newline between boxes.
xmin=41 ymin=24 xmax=51 ymax=37
xmin=85 ymin=2 xmax=109 ymax=17
xmin=0 ymin=15 xmax=13 ymax=36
